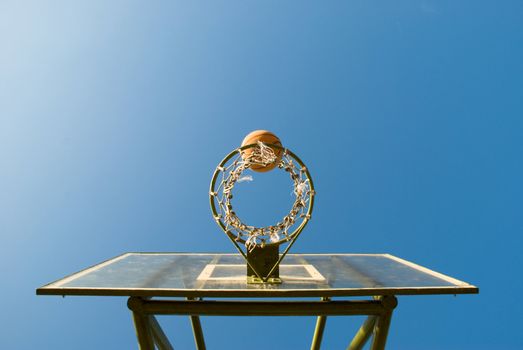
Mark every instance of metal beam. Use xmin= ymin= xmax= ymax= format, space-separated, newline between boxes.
xmin=134 ymin=299 xmax=385 ymax=317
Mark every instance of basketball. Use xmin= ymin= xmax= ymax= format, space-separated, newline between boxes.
xmin=241 ymin=130 xmax=283 ymax=172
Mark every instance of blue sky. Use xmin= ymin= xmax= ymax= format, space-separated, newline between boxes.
xmin=1 ymin=1 xmax=522 ymax=349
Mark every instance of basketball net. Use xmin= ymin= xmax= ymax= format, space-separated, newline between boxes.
xmin=210 ymin=141 xmax=314 ymax=253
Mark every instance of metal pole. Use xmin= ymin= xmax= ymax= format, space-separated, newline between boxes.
xmin=370 ymin=296 xmax=397 ymax=350
xmin=310 ymin=316 xmax=327 ymax=350
xmin=187 ymin=298 xmax=206 ymax=350
xmin=149 ymin=315 xmax=174 ymax=350
xmin=347 ymin=316 xmax=377 ymax=350
xmin=190 ymin=315 xmax=206 ymax=350
xmin=310 ymin=297 xmax=329 ymax=350
xmin=128 ymin=297 xmax=155 ymax=350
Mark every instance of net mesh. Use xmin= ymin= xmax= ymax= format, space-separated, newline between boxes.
xmin=210 ymin=142 xmax=314 ymax=252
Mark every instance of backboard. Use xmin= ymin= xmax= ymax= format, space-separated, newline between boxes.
xmin=37 ymin=253 xmax=478 ymax=298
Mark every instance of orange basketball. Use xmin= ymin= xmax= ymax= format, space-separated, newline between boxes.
xmin=241 ymin=130 xmax=283 ymax=172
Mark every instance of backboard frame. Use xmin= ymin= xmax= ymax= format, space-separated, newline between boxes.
xmin=36 ymin=252 xmax=478 ymax=298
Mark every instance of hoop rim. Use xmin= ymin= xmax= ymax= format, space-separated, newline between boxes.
xmin=209 ymin=142 xmax=315 ymax=248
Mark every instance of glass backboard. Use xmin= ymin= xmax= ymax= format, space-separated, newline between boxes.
xmin=37 ymin=253 xmax=478 ymax=298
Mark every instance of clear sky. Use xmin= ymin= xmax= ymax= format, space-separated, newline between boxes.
xmin=1 ymin=1 xmax=522 ymax=349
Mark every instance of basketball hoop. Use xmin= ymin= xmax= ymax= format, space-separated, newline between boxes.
xmin=210 ymin=134 xmax=315 ymax=283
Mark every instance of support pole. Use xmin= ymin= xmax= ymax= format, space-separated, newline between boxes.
xmin=310 ymin=316 xmax=327 ymax=350
xmin=310 ymin=297 xmax=329 ymax=350
xmin=369 ymin=296 xmax=397 ymax=350
xmin=128 ymin=297 xmax=155 ymax=350
xmin=190 ymin=315 xmax=206 ymax=350
xmin=149 ymin=316 xmax=174 ymax=350
xmin=347 ymin=316 xmax=377 ymax=350
xmin=188 ymin=298 xmax=206 ymax=350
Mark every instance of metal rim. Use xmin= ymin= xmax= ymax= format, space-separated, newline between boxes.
xmin=210 ymin=143 xmax=315 ymax=248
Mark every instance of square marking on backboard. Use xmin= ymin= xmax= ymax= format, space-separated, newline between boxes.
xmin=196 ymin=264 xmax=326 ymax=282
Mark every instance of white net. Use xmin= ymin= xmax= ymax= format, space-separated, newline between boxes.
xmin=210 ymin=142 xmax=314 ymax=252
